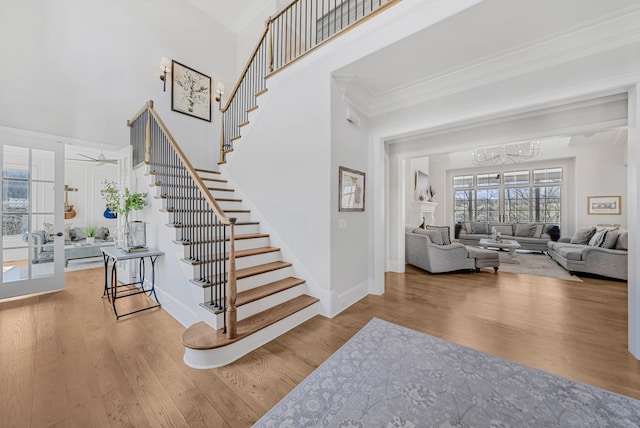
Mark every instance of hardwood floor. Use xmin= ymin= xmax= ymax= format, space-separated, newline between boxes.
xmin=1 ymin=265 xmax=639 ymax=427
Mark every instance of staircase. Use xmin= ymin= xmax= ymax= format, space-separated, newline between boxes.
xmin=129 ymin=103 xmax=318 ymax=369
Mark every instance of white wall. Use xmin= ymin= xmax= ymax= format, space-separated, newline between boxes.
xmin=0 ymin=0 xmax=237 ymax=168
xmin=223 ymin=0 xmax=482 ymax=316
xmin=64 ymin=158 xmax=119 ymax=233
xmin=330 ymin=78 xmax=372 ymax=312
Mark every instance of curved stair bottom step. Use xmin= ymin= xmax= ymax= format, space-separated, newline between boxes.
xmin=183 ymin=302 xmax=319 ymax=369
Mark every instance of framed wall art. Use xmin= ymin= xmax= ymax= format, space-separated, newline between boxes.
xmin=171 ymin=60 xmax=212 ymax=122
xmin=339 ymin=166 xmax=365 ymax=212
xmin=587 ymin=195 xmax=621 ymax=215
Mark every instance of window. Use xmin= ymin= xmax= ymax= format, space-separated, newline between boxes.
xmin=452 ymin=167 xmax=562 ymax=224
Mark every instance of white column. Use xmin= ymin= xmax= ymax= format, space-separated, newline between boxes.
xmin=628 ymin=83 xmax=640 ymax=359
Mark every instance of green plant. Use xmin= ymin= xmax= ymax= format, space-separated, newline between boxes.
xmin=101 ymin=180 xmax=148 ymax=220
xmin=84 ymin=224 xmax=97 ymax=238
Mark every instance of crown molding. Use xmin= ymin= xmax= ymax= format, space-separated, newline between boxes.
xmin=333 ymin=74 xmax=374 ymax=117
xmin=370 ymin=4 xmax=640 ymax=117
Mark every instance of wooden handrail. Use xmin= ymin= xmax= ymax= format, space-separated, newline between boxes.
xmin=221 ymin=26 xmax=270 ymax=113
xmin=219 ymin=0 xmax=401 ymax=164
xmin=137 ymin=102 xmax=233 ymax=225
xmin=147 ymin=107 xmax=231 ymax=225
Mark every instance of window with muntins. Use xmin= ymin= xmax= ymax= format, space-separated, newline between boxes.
xmin=452 ymin=167 xmax=562 ymax=224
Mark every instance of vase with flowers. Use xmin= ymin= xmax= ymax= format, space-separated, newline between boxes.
xmin=101 ymin=180 xmax=148 ymax=248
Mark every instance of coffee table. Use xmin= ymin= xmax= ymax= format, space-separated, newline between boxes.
xmin=479 ymin=238 xmax=521 ymax=263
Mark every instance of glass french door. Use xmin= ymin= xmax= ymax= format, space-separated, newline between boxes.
xmin=0 ymin=140 xmax=65 ymax=299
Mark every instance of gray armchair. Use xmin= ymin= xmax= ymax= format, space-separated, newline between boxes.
xmin=22 ymin=230 xmax=54 ymax=263
xmin=405 ymin=227 xmax=475 ymax=273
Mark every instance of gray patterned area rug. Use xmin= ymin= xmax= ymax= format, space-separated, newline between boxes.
xmin=493 ymin=252 xmax=583 ymax=282
xmin=254 ymin=318 xmax=640 ymax=427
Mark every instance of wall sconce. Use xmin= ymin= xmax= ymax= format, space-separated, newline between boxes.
xmin=215 ymin=81 xmax=225 ymax=110
xmin=159 ymin=57 xmax=171 ymax=92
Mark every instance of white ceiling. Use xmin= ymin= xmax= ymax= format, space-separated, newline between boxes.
xmin=186 ymin=0 xmax=264 ymax=32
xmin=336 ymin=0 xmax=640 ymax=115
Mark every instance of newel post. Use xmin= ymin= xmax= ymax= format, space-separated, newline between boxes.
xmin=145 ymin=100 xmax=153 ymax=164
xmin=226 ymin=218 xmax=238 ymax=339
xmin=268 ymin=18 xmax=274 ymax=73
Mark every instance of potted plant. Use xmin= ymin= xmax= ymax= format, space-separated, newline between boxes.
xmin=84 ymin=225 xmax=97 ymax=245
xmin=101 ymin=180 xmax=148 ymax=247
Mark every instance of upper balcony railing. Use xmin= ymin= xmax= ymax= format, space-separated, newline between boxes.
xmin=219 ymin=0 xmax=399 ymax=163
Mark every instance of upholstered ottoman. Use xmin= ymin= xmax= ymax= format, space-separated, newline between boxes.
xmin=466 ymin=246 xmax=500 ymax=272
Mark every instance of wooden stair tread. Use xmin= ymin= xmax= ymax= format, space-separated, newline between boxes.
xmin=235 ymin=246 xmax=280 ymax=258
xmin=172 ymin=233 xmax=270 ymax=246
xmin=246 ymin=105 xmax=258 ymax=113
xmin=238 ymin=121 xmax=249 ymax=128
xmin=200 ymin=177 xmax=227 ymax=183
xmin=194 ymin=168 xmax=220 ymax=174
xmin=180 ymin=247 xmax=280 ymax=265
xmin=167 ymin=221 xmax=258 ymax=228
xmin=182 ymin=295 xmax=318 ymax=350
xmin=237 ymin=261 xmax=291 ymax=279
xmin=255 ymin=88 xmax=268 ymax=97
xmin=236 ymin=277 xmax=305 ymax=307
xmin=207 ymin=187 xmax=234 ymax=192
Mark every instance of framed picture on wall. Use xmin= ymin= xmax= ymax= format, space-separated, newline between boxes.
xmin=339 ymin=166 xmax=365 ymax=212
xmin=587 ymin=195 xmax=621 ymax=215
xmin=171 ymin=60 xmax=212 ymax=122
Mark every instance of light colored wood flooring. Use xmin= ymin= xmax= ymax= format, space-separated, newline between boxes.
xmin=1 ymin=265 xmax=639 ymax=427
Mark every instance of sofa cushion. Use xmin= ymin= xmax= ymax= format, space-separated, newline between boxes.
xmin=570 ymin=227 xmax=596 ymax=245
xmin=515 ymin=223 xmax=536 ymax=237
xmin=470 ymin=222 xmax=488 ymax=235
xmin=426 ymin=225 xmax=451 ymax=245
xmin=489 ymin=223 xmax=514 ymax=236
xmin=559 ymin=247 xmax=584 ymax=261
xmin=600 ymin=229 xmax=620 ymax=249
xmin=588 ymin=228 xmax=607 ymax=247
xmin=616 ymin=229 xmax=628 ymax=250
xmin=462 ymin=221 xmax=473 ymax=234
xmin=413 ymin=228 xmax=443 ymax=245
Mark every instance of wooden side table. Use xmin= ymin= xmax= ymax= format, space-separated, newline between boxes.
xmin=101 ymin=247 xmax=164 ymax=319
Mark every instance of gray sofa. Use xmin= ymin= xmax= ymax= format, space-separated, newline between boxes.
xmin=458 ymin=221 xmax=557 ymax=252
xmin=547 ymin=227 xmax=628 ymax=280
xmin=405 ymin=227 xmax=500 ymax=273
xmin=23 ymin=227 xmax=114 ymax=266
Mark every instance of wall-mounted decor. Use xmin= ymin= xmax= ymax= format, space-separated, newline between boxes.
xmin=171 ymin=60 xmax=212 ymax=122
xmin=414 ymin=170 xmax=428 ymax=201
xmin=339 ymin=166 xmax=365 ymax=212
xmin=587 ymin=195 xmax=621 ymax=215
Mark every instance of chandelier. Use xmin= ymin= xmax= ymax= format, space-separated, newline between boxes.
xmin=471 ymin=141 xmax=541 ymax=166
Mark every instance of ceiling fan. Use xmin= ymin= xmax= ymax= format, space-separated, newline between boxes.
xmin=67 ymin=151 xmax=118 ymax=166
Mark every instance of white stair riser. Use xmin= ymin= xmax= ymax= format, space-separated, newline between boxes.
xmin=197 ymin=172 xmax=221 ymax=180
xmin=218 ymin=200 xmax=243 ymax=211
xmin=165 ymin=210 xmax=250 ymax=224
xmin=236 ymin=251 xmax=281 ymax=270
xmin=232 ymin=237 xmax=270 ymax=251
xmin=237 ymin=266 xmax=293 ymax=292
xmin=231 ymin=223 xmax=260 ymax=235
xmin=236 ymin=284 xmax=305 ymax=320
xmin=208 ymin=189 xmax=236 ymax=199
xmin=183 ymin=303 xmax=319 ymax=369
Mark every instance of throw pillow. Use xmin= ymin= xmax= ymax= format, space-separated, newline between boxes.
xmin=600 ymin=229 xmax=620 ymax=249
xmin=615 ymin=229 xmax=628 ymax=250
xmin=515 ymin=223 xmax=536 ymax=238
xmin=412 ymin=228 xmax=443 ymax=245
xmin=588 ymin=228 xmax=607 ymax=247
xmin=43 ymin=222 xmax=54 ymax=237
xmin=532 ymin=223 xmax=545 ymax=239
xmin=69 ymin=227 xmax=85 ymax=241
xmin=489 ymin=223 xmax=514 ymax=236
xmin=426 ymin=225 xmax=451 ymax=245
xmin=470 ymin=222 xmax=488 ymax=235
xmin=570 ymin=227 xmax=596 ymax=245
xmin=463 ymin=221 xmax=473 ymax=234
xmin=63 ymin=223 xmax=73 ymax=243
xmin=96 ymin=226 xmax=110 ymax=240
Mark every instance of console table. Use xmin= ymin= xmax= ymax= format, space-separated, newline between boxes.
xmin=101 ymin=247 xmax=164 ymax=319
